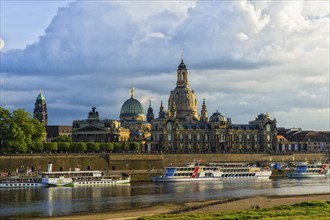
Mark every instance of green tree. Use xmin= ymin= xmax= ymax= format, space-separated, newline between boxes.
xmin=58 ymin=142 xmax=70 ymax=152
xmin=129 ymin=142 xmax=140 ymax=152
xmin=7 ymin=123 xmax=27 ymax=153
xmin=31 ymin=142 xmax=44 ymax=153
xmin=121 ymin=142 xmax=130 ymax=152
xmin=44 ymin=142 xmax=58 ymax=152
xmin=70 ymin=142 xmax=87 ymax=153
xmin=52 ymin=135 xmax=72 ymax=142
xmin=0 ymin=107 xmax=46 ymax=153
xmin=0 ymin=108 xmax=12 ymax=153
xmin=86 ymin=142 xmax=100 ymax=152
xmin=100 ymin=143 xmax=114 ymax=152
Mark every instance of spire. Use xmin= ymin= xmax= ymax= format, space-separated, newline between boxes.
xmin=147 ymin=100 xmax=154 ymax=122
xmin=131 ymin=87 xmax=135 ymax=98
xmin=36 ymin=89 xmax=45 ymax=101
xmin=200 ymin=98 xmax=208 ymax=123
xmin=158 ymin=101 xmax=166 ymax=119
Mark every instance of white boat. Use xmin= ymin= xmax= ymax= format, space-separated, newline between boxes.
xmin=41 ymin=174 xmax=73 ymax=187
xmin=152 ymin=162 xmax=272 ymax=182
xmin=0 ymin=176 xmax=46 ymax=188
xmin=41 ymin=170 xmax=130 ymax=187
xmin=287 ymin=163 xmax=330 ymax=178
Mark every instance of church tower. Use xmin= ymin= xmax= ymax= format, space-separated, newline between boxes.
xmin=158 ymin=101 xmax=166 ymax=119
xmin=147 ymin=100 xmax=154 ymax=122
xmin=168 ymin=58 xmax=199 ymax=122
xmin=200 ymin=99 xmax=208 ymax=123
xmin=33 ymin=90 xmax=48 ymax=126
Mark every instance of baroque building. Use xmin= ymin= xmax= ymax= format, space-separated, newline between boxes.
xmin=33 ymin=90 xmax=48 ymax=126
xmin=150 ymin=59 xmax=278 ymax=153
xmin=72 ymin=107 xmax=130 ymax=142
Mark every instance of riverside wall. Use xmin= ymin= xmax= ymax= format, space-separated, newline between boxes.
xmin=0 ymin=153 xmax=327 ymax=174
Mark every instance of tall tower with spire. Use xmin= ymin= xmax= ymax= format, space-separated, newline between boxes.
xmin=147 ymin=100 xmax=154 ymax=122
xmin=33 ymin=90 xmax=48 ymax=126
xmin=200 ymin=99 xmax=208 ymax=123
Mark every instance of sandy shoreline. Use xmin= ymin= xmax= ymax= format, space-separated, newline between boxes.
xmin=40 ymin=193 xmax=330 ymax=220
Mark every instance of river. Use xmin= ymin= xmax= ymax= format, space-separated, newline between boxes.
xmin=0 ymin=178 xmax=329 ymax=218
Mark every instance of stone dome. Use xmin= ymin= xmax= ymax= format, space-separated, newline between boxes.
xmin=210 ymin=110 xmax=226 ymax=123
xmin=120 ymin=88 xmax=145 ymax=121
xmin=168 ymin=87 xmax=198 ymax=114
xmin=168 ymin=59 xmax=199 ymax=122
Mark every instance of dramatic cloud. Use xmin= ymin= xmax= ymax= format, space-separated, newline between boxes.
xmin=1 ymin=0 xmax=329 ymax=130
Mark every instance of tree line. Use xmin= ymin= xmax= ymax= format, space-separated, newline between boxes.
xmin=0 ymin=107 xmax=141 ymax=154
xmin=44 ymin=140 xmax=141 ymax=153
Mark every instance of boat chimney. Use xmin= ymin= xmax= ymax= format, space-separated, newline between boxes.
xmin=48 ymin=162 xmax=52 ymax=172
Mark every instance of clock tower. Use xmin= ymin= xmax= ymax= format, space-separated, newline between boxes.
xmin=33 ymin=90 xmax=48 ymax=126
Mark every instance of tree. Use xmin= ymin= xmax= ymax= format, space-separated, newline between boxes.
xmin=52 ymin=135 xmax=72 ymax=142
xmin=0 ymin=108 xmax=12 ymax=153
xmin=7 ymin=123 xmax=27 ymax=153
xmin=129 ymin=142 xmax=140 ymax=152
xmin=70 ymin=142 xmax=87 ymax=153
xmin=121 ymin=142 xmax=130 ymax=152
xmin=31 ymin=142 xmax=44 ymax=153
xmin=58 ymin=142 xmax=70 ymax=152
xmin=44 ymin=142 xmax=58 ymax=152
xmin=100 ymin=143 xmax=114 ymax=152
xmin=86 ymin=142 xmax=100 ymax=152
xmin=0 ymin=107 xmax=46 ymax=153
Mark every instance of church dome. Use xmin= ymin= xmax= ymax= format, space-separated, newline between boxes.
xmin=168 ymin=59 xmax=199 ymax=122
xmin=210 ymin=110 xmax=226 ymax=123
xmin=120 ymin=88 xmax=145 ymax=121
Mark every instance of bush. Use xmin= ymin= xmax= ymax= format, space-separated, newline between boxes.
xmin=58 ymin=142 xmax=70 ymax=152
xmin=100 ymin=143 xmax=113 ymax=152
xmin=32 ymin=142 xmax=44 ymax=152
xmin=86 ymin=142 xmax=100 ymax=152
xmin=43 ymin=142 xmax=58 ymax=152
xmin=70 ymin=142 xmax=87 ymax=153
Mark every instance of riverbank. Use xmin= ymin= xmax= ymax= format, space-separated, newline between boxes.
xmin=39 ymin=193 xmax=330 ymax=220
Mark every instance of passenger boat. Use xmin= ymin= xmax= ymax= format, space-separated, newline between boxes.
xmin=40 ymin=162 xmax=130 ymax=187
xmin=151 ymin=162 xmax=272 ymax=182
xmin=41 ymin=170 xmax=130 ymax=187
xmin=286 ymin=163 xmax=330 ymax=178
xmin=0 ymin=176 xmax=46 ymax=188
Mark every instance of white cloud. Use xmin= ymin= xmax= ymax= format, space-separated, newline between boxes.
xmin=0 ymin=38 xmax=4 ymax=50
xmin=1 ymin=1 xmax=329 ymax=130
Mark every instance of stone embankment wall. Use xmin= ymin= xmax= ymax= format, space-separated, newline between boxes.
xmin=0 ymin=153 xmax=327 ymax=181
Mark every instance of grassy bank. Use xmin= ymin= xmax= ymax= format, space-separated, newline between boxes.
xmin=136 ymin=200 xmax=330 ymax=220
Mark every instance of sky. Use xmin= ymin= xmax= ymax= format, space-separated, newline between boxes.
xmin=0 ymin=0 xmax=329 ymax=131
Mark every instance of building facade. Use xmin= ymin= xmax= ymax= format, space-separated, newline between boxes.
xmin=150 ymin=59 xmax=278 ymax=153
xmin=72 ymin=107 xmax=130 ymax=142
xmin=277 ymin=128 xmax=330 ymax=153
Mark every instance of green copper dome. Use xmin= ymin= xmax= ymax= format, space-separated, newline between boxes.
xmin=120 ymin=88 xmax=145 ymax=120
xmin=36 ymin=90 xmax=45 ymax=100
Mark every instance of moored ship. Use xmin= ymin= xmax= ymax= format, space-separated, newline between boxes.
xmin=286 ymin=163 xmax=330 ymax=178
xmin=41 ymin=170 xmax=130 ymax=186
xmin=151 ymin=162 xmax=272 ymax=182
xmin=0 ymin=176 xmax=46 ymax=188
xmin=41 ymin=163 xmax=130 ymax=187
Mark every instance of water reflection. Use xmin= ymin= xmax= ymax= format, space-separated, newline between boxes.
xmin=0 ymin=178 xmax=329 ymax=218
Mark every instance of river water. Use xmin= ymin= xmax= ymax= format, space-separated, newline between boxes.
xmin=0 ymin=178 xmax=329 ymax=218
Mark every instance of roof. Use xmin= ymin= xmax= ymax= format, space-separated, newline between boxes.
xmin=36 ymin=90 xmax=45 ymax=100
